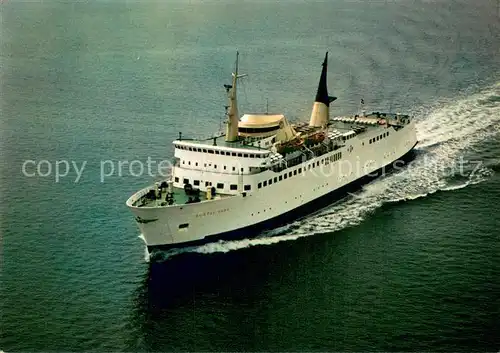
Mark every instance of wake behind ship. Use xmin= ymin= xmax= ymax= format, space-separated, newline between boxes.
xmin=126 ymin=52 xmax=418 ymax=251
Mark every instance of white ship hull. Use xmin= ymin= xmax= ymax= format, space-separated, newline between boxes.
xmin=127 ymin=120 xmax=417 ymax=250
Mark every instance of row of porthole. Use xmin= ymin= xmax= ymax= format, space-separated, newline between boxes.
xmin=313 ymin=182 xmax=329 ymax=192
xmin=182 ymin=160 xmax=246 ymax=173
xmin=175 ymin=144 xmax=269 ymax=159
xmin=250 ymin=195 xmax=307 ymax=216
xmin=257 ymin=152 xmax=343 ymax=189
xmin=369 ymin=131 xmax=390 ymax=144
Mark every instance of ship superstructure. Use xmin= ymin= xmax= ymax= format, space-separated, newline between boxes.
xmin=126 ymin=52 xmax=418 ymax=250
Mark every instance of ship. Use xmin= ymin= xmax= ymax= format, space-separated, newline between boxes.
xmin=126 ymin=52 xmax=418 ymax=251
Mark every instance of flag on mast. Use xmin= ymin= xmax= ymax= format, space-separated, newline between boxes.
xmin=361 ymin=98 xmax=364 ymax=105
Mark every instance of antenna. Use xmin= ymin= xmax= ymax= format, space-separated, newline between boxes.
xmin=266 ymin=98 xmax=269 ymax=115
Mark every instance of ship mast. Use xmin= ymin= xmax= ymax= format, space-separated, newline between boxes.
xmin=225 ymin=52 xmax=241 ymax=142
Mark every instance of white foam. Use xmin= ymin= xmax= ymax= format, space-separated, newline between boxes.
xmin=149 ymin=83 xmax=500 ymax=259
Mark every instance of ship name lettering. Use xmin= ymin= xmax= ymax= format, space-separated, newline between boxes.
xmin=195 ymin=208 xmax=230 ymax=218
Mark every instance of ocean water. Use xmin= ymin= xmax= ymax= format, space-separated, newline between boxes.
xmin=1 ymin=0 xmax=499 ymax=351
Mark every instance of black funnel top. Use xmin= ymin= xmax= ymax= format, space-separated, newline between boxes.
xmin=314 ymin=52 xmax=337 ymax=106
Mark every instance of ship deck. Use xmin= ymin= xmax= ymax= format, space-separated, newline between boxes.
xmin=129 ymin=184 xmax=233 ymax=208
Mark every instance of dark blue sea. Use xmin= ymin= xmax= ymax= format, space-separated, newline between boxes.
xmin=1 ymin=0 xmax=499 ymax=351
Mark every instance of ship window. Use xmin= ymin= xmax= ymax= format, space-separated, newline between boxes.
xmin=182 ymin=160 xmax=185 ymax=164
xmin=244 ymin=184 xmax=251 ymax=191
xmin=183 ymin=178 xmax=189 ymax=184
xmin=232 ymin=167 xmax=236 ymax=171
xmin=244 ymin=154 xmax=248 ymax=158
xmin=208 ymin=150 xmax=214 ymax=154
xmin=179 ymin=223 xmax=189 ymax=229
xmin=263 ymin=180 xmax=267 ymax=186
xmin=214 ymin=165 xmax=217 ymax=169
xmin=230 ymin=184 xmax=237 ymax=190
xmin=188 ymin=161 xmax=191 ymax=165
xmin=215 ymin=150 xmax=220 ymax=154
xmin=250 ymin=154 xmax=254 ymax=158
xmin=269 ymin=179 xmax=273 ymax=185
xmin=238 ymin=153 xmax=243 ymax=157
xmin=298 ymin=168 xmax=302 ymax=173
xmin=174 ymin=177 xmax=179 ymax=182
xmin=193 ymin=180 xmax=200 ymax=186
xmin=274 ymin=177 xmax=277 ymax=183
xmin=294 ymin=170 xmax=297 ymax=175
xmin=224 ymin=166 xmax=227 ymax=170
xmin=289 ymin=171 xmax=292 ymax=177
xmin=195 ymin=162 xmax=198 ymax=166
xmin=217 ymin=183 xmax=224 ymax=189
xmin=387 ymin=132 xmax=390 ymax=136
xmin=232 ymin=152 xmax=236 ymax=156
xmin=241 ymin=168 xmax=244 ymax=173
xmin=205 ymin=181 xmax=210 ymax=187
xmin=316 ymin=161 xmax=319 ymax=167
xmin=203 ymin=149 xmax=207 ymax=153
xmin=279 ymin=176 xmax=282 ymax=181
xmin=284 ymin=174 xmax=288 ymax=179
xmin=258 ymin=182 xmax=262 ymax=189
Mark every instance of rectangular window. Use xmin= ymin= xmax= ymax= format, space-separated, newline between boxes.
xmin=298 ymin=168 xmax=302 ymax=173
xmin=215 ymin=150 xmax=220 ymax=154
xmin=244 ymin=154 xmax=248 ymax=158
xmin=269 ymin=179 xmax=273 ymax=185
xmin=183 ymin=178 xmax=189 ymax=184
xmin=193 ymin=180 xmax=200 ymax=186
xmin=217 ymin=183 xmax=224 ymax=189
xmin=230 ymin=184 xmax=237 ymax=190
xmin=289 ymin=172 xmax=292 ymax=177
xmin=232 ymin=166 xmax=236 ymax=171
xmin=279 ymin=176 xmax=282 ymax=181
xmin=294 ymin=170 xmax=297 ymax=175
xmin=214 ymin=165 xmax=217 ymax=169
xmin=258 ymin=182 xmax=262 ymax=189
xmin=205 ymin=181 xmax=210 ymax=187
xmin=179 ymin=223 xmax=189 ymax=229
xmin=244 ymin=184 xmax=251 ymax=191
xmin=273 ymin=177 xmax=277 ymax=183
xmin=238 ymin=153 xmax=243 ymax=157
xmin=284 ymin=174 xmax=288 ymax=179
xmin=232 ymin=152 xmax=236 ymax=156
xmin=263 ymin=180 xmax=267 ymax=187
xmin=174 ymin=177 xmax=179 ymax=182
xmin=208 ymin=150 xmax=214 ymax=154
xmin=203 ymin=149 xmax=207 ymax=153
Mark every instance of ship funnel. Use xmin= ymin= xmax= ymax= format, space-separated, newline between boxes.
xmin=309 ymin=52 xmax=337 ymax=127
